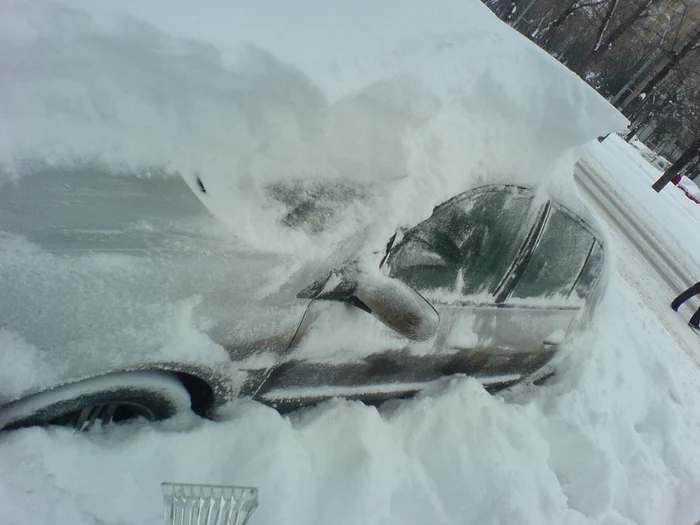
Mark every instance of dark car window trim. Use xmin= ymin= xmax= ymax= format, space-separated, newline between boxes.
xmin=430 ymin=184 xmax=532 ymax=218
xmin=497 ymin=201 xmax=603 ymax=304
xmin=493 ymin=201 xmax=552 ymax=304
xmin=566 ymin=237 xmax=598 ymax=298
xmin=543 ymin=202 xmax=602 ymax=301
xmin=429 ymin=299 xmax=582 ymax=311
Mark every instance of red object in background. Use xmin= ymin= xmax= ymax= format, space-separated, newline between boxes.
xmin=672 ymin=174 xmax=700 ymax=205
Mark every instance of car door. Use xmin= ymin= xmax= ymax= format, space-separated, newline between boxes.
xmin=442 ymin=201 xmax=603 ymax=368
xmin=253 ymin=185 xmax=604 ymax=409
xmin=252 ymin=186 xmax=545 ymax=408
xmin=385 ymin=185 xmax=563 ymax=383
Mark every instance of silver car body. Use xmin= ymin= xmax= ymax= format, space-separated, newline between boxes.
xmin=1 ymin=166 xmax=605 ymax=416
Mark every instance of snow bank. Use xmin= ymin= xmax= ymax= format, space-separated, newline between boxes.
xmin=0 ymin=329 xmax=57 ymax=401
xmin=1 ymin=0 xmax=626 ymax=257
xmin=3 ymin=271 xmax=700 ymax=525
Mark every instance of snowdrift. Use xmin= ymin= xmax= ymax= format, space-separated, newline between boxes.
xmin=1 ymin=0 xmax=626 ymax=257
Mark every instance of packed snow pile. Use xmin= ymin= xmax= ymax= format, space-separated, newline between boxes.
xmin=1 ymin=0 xmax=626 ymax=257
xmin=3 ymin=275 xmax=700 ymax=525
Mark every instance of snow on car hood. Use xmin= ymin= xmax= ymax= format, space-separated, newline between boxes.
xmin=0 ymin=0 xmax=627 ymax=261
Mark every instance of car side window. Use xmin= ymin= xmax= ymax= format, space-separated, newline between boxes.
xmin=387 ymin=186 xmax=533 ymax=299
xmin=571 ymin=240 xmax=604 ymax=299
xmin=508 ymin=206 xmax=601 ymax=302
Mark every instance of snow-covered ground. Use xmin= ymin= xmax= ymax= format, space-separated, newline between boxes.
xmin=584 ymin=135 xmax=700 ymax=274
xmin=3 ymin=1 xmax=700 ymax=525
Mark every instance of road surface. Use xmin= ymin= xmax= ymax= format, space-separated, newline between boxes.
xmin=574 ymin=160 xmax=700 ymax=366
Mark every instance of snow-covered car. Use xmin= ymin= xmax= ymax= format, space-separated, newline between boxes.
xmin=630 ymin=139 xmax=672 ymax=171
xmin=0 ymin=0 xmax=625 ymax=432
xmin=672 ymin=174 xmax=700 ymax=205
xmin=648 ymin=155 xmax=672 ymax=171
xmin=0 ymin=166 xmax=604 ymax=430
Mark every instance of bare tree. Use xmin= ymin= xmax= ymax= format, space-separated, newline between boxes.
xmin=495 ymin=0 xmax=524 ymax=21
xmin=652 ymin=133 xmax=700 ymax=191
xmin=573 ymin=0 xmax=657 ymax=75
xmin=686 ymin=155 xmax=700 ymax=180
xmin=536 ymin=0 xmax=606 ymax=49
xmin=625 ymin=80 xmax=681 ymax=140
xmin=625 ymin=56 xmax=700 ymax=142
xmin=624 ymin=24 xmax=700 ymax=117
xmin=483 ymin=0 xmax=700 ymax=164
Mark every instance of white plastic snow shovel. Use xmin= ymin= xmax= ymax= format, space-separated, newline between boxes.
xmin=162 ymin=482 xmax=258 ymax=525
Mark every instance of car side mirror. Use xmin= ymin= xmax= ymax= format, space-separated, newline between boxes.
xmin=298 ymin=266 xmax=439 ymax=342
